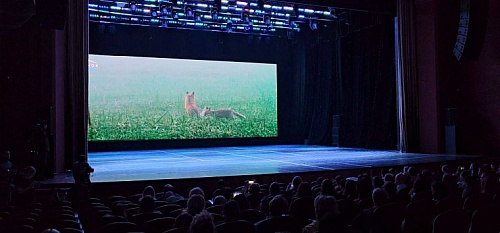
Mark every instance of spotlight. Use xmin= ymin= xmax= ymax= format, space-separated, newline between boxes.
xmin=263 ymin=13 xmax=271 ymax=26
xmin=151 ymin=8 xmax=158 ymax=18
xmin=128 ymin=0 xmax=138 ymax=12
xmin=211 ymin=7 xmax=219 ymax=20
xmin=226 ymin=19 xmax=233 ymax=32
xmin=184 ymin=4 xmax=194 ymax=18
xmin=289 ymin=16 xmax=298 ymax=29
xmin=309 ymin=18 xmax=317 ymax=30
xmin=241 ymin=8 xmax=250 ymax=23
xmin=172 ymin=9 xmax=178 ymax=19
xmin=160 ymin=3 xmax=173 ymax=16
xmin=194 ymin=11 xmax=202 ymax=22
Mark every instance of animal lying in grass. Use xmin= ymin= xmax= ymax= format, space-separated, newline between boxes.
xmin=201 ymin=106 xmax=246 ymax=119
xmin=184 ymin=91 xmax=200 ymax=117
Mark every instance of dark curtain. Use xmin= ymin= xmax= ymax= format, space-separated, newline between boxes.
xmin=65 ymin=0 xmax=88 ymax=167
xmin=300 ymin=25 xmax=339 ymax=145
xmin=339 ymin=12 xmax=397 ymax=149
xmin=396 ymin=0 xmax=420 ymax=152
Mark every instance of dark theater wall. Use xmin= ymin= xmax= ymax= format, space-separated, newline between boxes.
xmin=455 ymin=0 xmax=500 ymax=155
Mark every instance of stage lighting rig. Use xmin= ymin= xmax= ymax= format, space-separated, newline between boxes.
xmin=88 ymin=0 xmax=342 ymax=36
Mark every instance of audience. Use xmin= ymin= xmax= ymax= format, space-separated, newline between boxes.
xmin=4 ymin=156 xmax=500 ymax=233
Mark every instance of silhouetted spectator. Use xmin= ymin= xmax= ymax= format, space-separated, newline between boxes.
xmin=213 ymin=195 xmax=227 ymax=206
xmin=268 ymin=194 xmax=288 ymax=217
xmin=247 ymin=182 xmax=263 ymax=209
xmin=187 ymin=194 xmax=205 ymax=216
xmin=260 ymin=182 xmax=280 ymax=214
xmin=175 ymin=212 xmax=193 ymax=228
xmin=162 ymin=184 xmax=185 ymax=203
xmin=142 ymin=185 xmax=156 ymax=199
xmin=189 ymin=187 xmax=205 ymax=197
xmin=222 ymin=200 xmax=240 ymax=222
xmin=302 ymin=194 xmax=338 ymax=233
xmin=72 ymin=154 xmax=94 ymax=201
xmin=189 ymin=210 xmax=215 ymax=233
xmin=320 ymin=179 xmax=335 ymax=196
xmin=291 ymin=182 xmax=312 ymax=203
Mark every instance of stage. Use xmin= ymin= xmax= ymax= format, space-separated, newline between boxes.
xmin=80 ymin=145 xmax=476 ymax=183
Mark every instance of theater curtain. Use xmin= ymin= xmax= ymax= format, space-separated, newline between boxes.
xmin=301 ymin=28 xmax=339 ymax=145
xmin=65 ymin=0 xmax=88 ymax=166
xmin=396 ymin=0 xmax=420 ymax=152
xmin=307 ymin=12 xmax=397 ymax=149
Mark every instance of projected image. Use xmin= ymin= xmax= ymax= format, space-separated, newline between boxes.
xmin=88 ymin=55 xmax=278 ymax=141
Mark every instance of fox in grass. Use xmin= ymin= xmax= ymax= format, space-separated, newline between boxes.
xmin=184 ymin=91 xmax=200 ymax=117
xmin=201 ymin=106 xmax=246 ymax=119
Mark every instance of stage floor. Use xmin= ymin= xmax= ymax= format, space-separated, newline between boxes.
xmin=81 ymin=145 xmax=476 ymax=183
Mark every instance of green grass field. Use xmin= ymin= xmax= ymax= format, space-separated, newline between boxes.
xmin=88 ymin=56 xmax=278 ymax=141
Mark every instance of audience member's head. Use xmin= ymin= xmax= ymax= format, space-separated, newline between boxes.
xmin=232 ymin=192 xmax=250 ymax=210
xmin=395 ymin=173 xmax=406 ymax=186
xmin=343 ymin=179 xmax=357 ymax=198
xmin=372 ymin=188 xmax=389 ymax=207
xmin=321 ymin=179 xmax=335 ymax=196
xmin=296 ymin=182 xmax=312 ymax=198
xmin=383 ymin=173 xmax=394 ymax=183
xmin=356 ymin=175 xmax=372 ymax=199
xmin=163 ymin=184 xmax=174 ymax=193
xmin=175 ymin=212 xmax=193 ymax=228
xmin=142 ymin=185 xmax=156 ymax=199
xmin=480 ymin=171 xmax=499 ymax=195
xmin=189 ymin=187 xmax=205 ymax=197
xmin=248 ymin=183 xmax=261 ymax=195
xmin=139 ymin=195 xmax=156 ymax=213
xmin=269 ymin=182 xmax=281 ymax=196
xmin=383 ymin=181 xmax=397 ymax=200
xmin=269 ymin=195 xmax=288 ymax=217
xmin=441 ymin=165 xmax=450 ymax=174
xmin=162 ymin=184 xmax=174 ymax=199
xmin=187 ymin=194 xmax=205 ymax=216
xmin=290 ymin=176 xmax=302 ymax=190
xmin=216 ymin=179 xmax=226 ymax=189
xmin=314 ymin=194 xmax=338 ymax=220
xmin=222 ymin=200 xmax=240 ymax=222
xmin=213 ymin=195 xmax=227 ymax=206
xmin=189 ymin=210 xmax=215 ymax=233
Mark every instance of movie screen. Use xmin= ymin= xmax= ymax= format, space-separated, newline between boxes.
xmin=88 ymin=54 xmax=278 ymax=141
